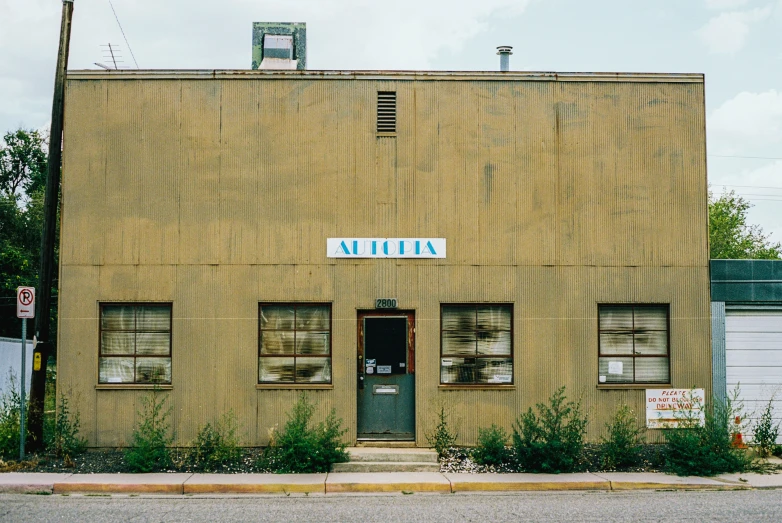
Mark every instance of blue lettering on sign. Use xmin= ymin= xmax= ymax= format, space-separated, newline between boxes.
xmin=329 ymin=239 xmax=444 ymax=258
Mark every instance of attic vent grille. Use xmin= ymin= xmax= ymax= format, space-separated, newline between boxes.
xmin=377 ymin=91 xmax=397 ymax=133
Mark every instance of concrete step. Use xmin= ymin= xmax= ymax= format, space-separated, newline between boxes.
xmin=331 ymin=461 xmax=441 ymax=473
xmin=355 ymin=440 xmax=417 ymax=448
xmin=345 ymin=447 xmax=439 ymax=463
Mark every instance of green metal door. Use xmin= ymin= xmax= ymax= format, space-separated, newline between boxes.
xmin=357 ymin=312 xmax=415 ymax=440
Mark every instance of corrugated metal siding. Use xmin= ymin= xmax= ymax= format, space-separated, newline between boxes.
xmin=59 ymin=76 xmax=710 ymax=446
xmin=712 ymin=302 xmax=727 ymax=403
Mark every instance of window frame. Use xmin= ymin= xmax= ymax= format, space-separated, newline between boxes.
xmin=98 ymin=302 xmax=173 ymax=385
xmin=597 ymin=303 xmax=671 ymax=386
xmin=258 ymin=302 xmax=333 ymax=385
xmin=439 ymin=303 xmax=514 ymax=386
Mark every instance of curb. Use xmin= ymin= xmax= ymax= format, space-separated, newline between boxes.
xmin=52 ymin=474 xmax=193 ymax=495
xmin=607 ymin=481 xmax=747 ymax=491
xmin=0 ymin=472 xmax=769 ymax=495
xmin=183 ymin=474 xmax=328 ymax=495
xmin=53 ymin=481 xmax=184 ymax=495
xmin=326 ymin=472 xmax=451 ymax=493
xmin=449 ymin=480 xmax=611 ymax=492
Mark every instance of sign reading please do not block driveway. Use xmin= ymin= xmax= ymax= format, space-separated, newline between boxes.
xmin=646 ymin=388 xmax=705 ymax=429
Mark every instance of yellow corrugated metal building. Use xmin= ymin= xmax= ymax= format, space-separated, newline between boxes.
xmin=58 ymin=69 xmax=710 ymax=447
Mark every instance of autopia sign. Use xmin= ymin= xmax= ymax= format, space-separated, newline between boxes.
xmin=327 ymin=238 xmax=446 ymax=259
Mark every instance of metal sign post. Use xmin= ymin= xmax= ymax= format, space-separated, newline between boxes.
xmin=17 ymin=287 xmax=35 ymax=460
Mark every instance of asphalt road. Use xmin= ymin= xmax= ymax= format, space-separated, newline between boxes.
xmin=2 ymin=490 xmax=782 ymax=522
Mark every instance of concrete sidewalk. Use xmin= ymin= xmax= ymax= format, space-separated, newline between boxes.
xmin=1 ymin=471 xmax=780 ymax=495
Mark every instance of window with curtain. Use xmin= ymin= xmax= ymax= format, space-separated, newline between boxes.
xmin=598 ymin=305 xmax=670 ymax=385
xmin=440 ymin=304 xmax=513 ymax=385
xmin=99 ymin=304 xmax=172 ymax=384
xmin=258 ymin=303 xmax=332 ymax=384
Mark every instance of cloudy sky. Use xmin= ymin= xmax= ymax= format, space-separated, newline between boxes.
xmin=2 ymin=0 xmax=780 ymax=240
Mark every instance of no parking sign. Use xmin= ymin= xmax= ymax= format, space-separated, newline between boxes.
xmin=16 ymin=287 xmax=35 ymax=318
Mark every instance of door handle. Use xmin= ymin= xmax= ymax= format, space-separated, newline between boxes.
xmin=358 ymin=354 xmax=365 ymax=390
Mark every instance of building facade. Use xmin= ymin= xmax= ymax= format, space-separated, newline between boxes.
xmin=58 ymin=70 xmax=711 ymax=447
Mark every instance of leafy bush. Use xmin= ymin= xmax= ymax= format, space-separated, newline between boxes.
xmin=258 ymin=393 xmax=347 ymax=473
xmin=426 ymin=405 xmax=458 ymax=458
xmin=124 ymin=391 xmax=173 ymax=472
xmin=189 ymin=410 xmax=242 ymax=471
xmin=600 ymin=404 xmax=644 ymax=470
xmin=47 ymin=394 xmax=86 ymax=460
xmin=0 ymin=373 xmax=22 ymax=460
xmin=512 ymin=387 xmax=589 ymax=473
xmin=752 ymin=397 xmax=780 ymax=458
xmin=663 ymin=389 xmax=754 ymax=476
xmin=472 ymin=424 xmax=511 ymax=467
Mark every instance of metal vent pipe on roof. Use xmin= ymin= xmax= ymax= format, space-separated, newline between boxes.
xmin=496 ymin=46 xmax=513 ymax=72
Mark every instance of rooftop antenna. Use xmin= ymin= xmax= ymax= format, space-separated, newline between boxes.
xmin=99 ymin=43 xmax=124 ymax=69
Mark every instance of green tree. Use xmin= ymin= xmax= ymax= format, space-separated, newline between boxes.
xmin=0 ymin=128 xmax=50 ymax=338
xmin=709 ymin=190 xmax=781 ymax=260
xmin=0 ymin=128 xmax=47 ymax=200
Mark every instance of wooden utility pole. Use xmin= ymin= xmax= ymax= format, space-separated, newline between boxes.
xmin=28 ymin=0 xmax=74 ymax=451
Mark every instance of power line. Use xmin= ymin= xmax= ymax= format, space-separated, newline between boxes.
xmin=708 ymin=154 xmax=782 ymax=160
xmin=107 ymin=0 xmax=139 ymax=69
xmin=712 ymin=184 xmax=782 ymax=191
